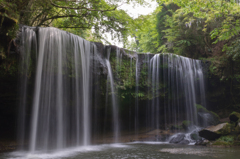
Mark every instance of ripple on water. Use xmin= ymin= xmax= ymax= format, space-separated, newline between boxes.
xmin=159 ymin=147 xmax=229 ymax=158
xmin=2 ymin=143 xmax=240 ymax=159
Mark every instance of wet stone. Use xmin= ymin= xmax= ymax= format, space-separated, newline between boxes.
xmin=169 ymin=134 xmax=185 ymax=144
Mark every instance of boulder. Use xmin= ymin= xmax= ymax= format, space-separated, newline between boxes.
xmin=179 ymin=140 xmax=190 ymax=145
xmin=198 ymin=112 xmax=220 ymax=127
xmin=229 ymin=112 xmax=240 ymax=122
xmin=196 ymin=104 xmax=220 ymax=127
xmin=169 ymin=133 xmax=185 ymax=143
xmin=190 ymin=133 xmax=201 ymax=140
xmin=198 ymin=123 xmax=229 ymax=140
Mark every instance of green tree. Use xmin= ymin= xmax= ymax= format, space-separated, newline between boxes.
xmin=1 ymin=0 xmax=150 ymax=43
xmin=18 ymin=0 xmax=148 ymax=43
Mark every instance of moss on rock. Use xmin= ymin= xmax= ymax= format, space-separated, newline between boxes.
xmin=229 ymin=111 xmax=240 ymax=122
xmin=196 ymin=104 xmax=220 ymax=126
xmin=235 ymin=122 xmax=240 ymax=134
xmin=216 ymin=123 xmax=235 ymax=135
xmin=182 ymin=120 xmax=191 ymax=130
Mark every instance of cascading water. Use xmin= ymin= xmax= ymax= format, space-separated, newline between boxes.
xmin=18 ymin=26 xmax=207 ymax=155
xmin=147 ymin=53 xmax=206 ymax=130
xmin=18 ymin=27 xmax=37 ymax=150
xmin=134 ymin=54 xmax=140 ymax=137
xmin=105 ymin=47 xmax=119 ymax=143
xmin=19 ymin=27 xmax=92 ymax=152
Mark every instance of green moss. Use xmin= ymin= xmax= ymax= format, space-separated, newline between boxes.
xmin=190 ymin=133 xmax=201 ymax=140
xmin=212 ymin=140 xmax=232 ymax=146
xmin=182 ymin=120 xmax=191 ymax=130
xmin=213 ymin=135 xmax=235 ymax=146
xmin=210 ymin=111 xmax=220 ymax=121
xmin=230 ymin=111 xmax=240 ymax=116
xmin=195 ymin=104 xmax=208 ymax=112
xmin=195 ymin=104 xmax=220 ymax=121
xmin=229 ymin=112 xmax=240 ymax=120
xmin=171 ymin=124 xmax=183 ymax=130
xmin=235 ymin=122 xmax=240 ymax=134
xmin=218 ymin=135 xmax=235 ymax=142
xmin=217 ymin=123 xmax=235 ymax=135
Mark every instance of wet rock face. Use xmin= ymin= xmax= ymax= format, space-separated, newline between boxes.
xmin=179 ymin=140 xmax=190 ymax=145
xmin=195 ymin=139 xmax=209 ymax=146
xmin=198 ymin=123 xmax=228 ymax=140
xmin=198 ymin=112 xmax=219 ymax=127
xmin=190 ymin=133 xmax=201 ymax=140
xmin=169 ymin=133 xmax=185 ymax=144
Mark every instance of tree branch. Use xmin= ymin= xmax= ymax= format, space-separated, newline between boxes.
xmin=50 ymin=0 xmax=117 ymax=12
xmin=37 ymin=14 xmax=88 ymax=26
xmin=57 ymin=26 xmax=91 ymax=29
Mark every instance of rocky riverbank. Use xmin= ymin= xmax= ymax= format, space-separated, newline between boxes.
xmin=198 ymin=111 xmax=240 ymax=147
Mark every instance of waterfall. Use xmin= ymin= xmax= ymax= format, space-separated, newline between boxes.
xmin=105 ymin=47 xmax=119 ymax=143
xmin=19 ymin=27 xmax=92 ymax=152
xmin=148 ymin=53 xmax=206 ymax=129
xmin=18 ymin=26 xmax=207 ymax=153
xmin=135 ymin=55 xmax=139 ymax=136
xmin=18 ymin=27 xmax=37 ymax=150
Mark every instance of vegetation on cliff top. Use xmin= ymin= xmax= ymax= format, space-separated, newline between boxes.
xmin=125 ymin=0 xmax=240 ymax=112
xmin=1 ymin=0 xmax=240 ymax=112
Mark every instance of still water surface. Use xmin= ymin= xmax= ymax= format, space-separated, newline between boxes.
xmin=1 ymin=142 xmax=240 ymax=159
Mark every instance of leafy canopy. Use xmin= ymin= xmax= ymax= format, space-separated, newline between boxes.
xmin=1 ymin=0 xmax=150 ymax=43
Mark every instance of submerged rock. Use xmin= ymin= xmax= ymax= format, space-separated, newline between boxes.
xmin=169 ymin=133 xmax=185 ymax=143
xmin=229 ymin=112 xmax=240 ymax=122
xmin=198 ymin=123 xmax=228 ymax=140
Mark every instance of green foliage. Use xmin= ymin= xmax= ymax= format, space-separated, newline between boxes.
xmin=126 ymin=13 xmax=160 ymax=53
xmin=156 ymin=3 xmax=179 ymax=50
xmin=217 ymin=123 xmax=235 ymax=135
xmin=161 ymin=9 xmax=212 ymax=58
xmin=159 ymin=0 xmax=240 ymax=54
xmin=218 ymin=135 xmax=235 ymax=143
xmin=0 ymin=0 xmax=19 ymax=21
xmin=15 ymin=0 xmax=149 ymax=44
xmin=213 ymin=135 xmax=235 ymax=146
xmin=126 ymin=3 xmax=180 ymax=53
xmin=224 ymin=39 xmax=240 ymax=62
xmin=0 ymin=55 xmax=18 ymax=76
xmin=107 ymin=50 xmax=137 ymax=99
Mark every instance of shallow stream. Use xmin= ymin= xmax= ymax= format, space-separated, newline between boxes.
xmin=1 ymin=142 xmax=240 ymax=159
